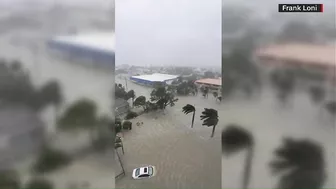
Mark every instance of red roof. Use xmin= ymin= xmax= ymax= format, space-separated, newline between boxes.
xmin=195 ymin=78 xmax=221 ymax=86
xmin=256 ymin=43 xmax=335 ymax=68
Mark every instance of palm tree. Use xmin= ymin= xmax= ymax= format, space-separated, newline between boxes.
xmin=270 ymin=69 xmax=296 ymax=104
xmin=309 ymin=86 xmax=325 ymax=104
xmin=325 ymin=100 xmax=336 ymax=116
xmin=39 ymin=80 xmax=63 ymax=117
xmin=127 ymin=90 xmax=136 ymax=106
xmin=202 ymin=87 xmax=209 ymax=98
xmin=115 ymin=135 xmax=124 ymax=154
xmin=115 ymin=135 xmax=126 ymax=179
xmin=221 ymin=125 xmax=254 ymax=189
xmin=25 ymin=177 xmax=54 ymax=189
xmin=39 ymin=80 xmax=63 ymax=107
xmin=182 ymin=104 xmax=196 ymax=128
xmin=0 ymin=169 xmax=21 ymax=189
xmin=200 ymin=108 xmax=219 ymax=137
xmin=270 ymin=138 xmax=326 ymax=189
xmin=213 ymin=91 xmax=218 ymax=99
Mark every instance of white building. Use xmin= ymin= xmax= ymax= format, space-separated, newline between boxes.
xmin=47 ymin=31 xmax=115 ymax=67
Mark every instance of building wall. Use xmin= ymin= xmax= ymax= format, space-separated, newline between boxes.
xmin=196 ymin=82 xmax=221 ymax=91
xmin=255 ymin=55 xmax=335 ymax=89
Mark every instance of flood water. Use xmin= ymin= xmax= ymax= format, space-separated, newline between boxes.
xmin=220 ymin=89 xmax=335 ymax=188
xmin=117 ymin=74 xmax=335 ymax=188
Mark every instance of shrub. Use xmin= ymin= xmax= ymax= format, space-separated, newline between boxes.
xmin=124 ymin=111 xmax=138 ymax=120
xmin=115 ymin=124 xmax=122 ymax=133
xmin=25 ymin=177 xmax=53 ymax=189
xmin=0 ymin=169 xmax=21 ymax=189
xmin=122 ymin=120 xmax=132 ymax=130
xmin=33 ymin=146 xmax=71 ymax=173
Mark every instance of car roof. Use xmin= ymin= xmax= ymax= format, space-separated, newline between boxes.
xmin=138 ymin=166 xmax=153 ymax=175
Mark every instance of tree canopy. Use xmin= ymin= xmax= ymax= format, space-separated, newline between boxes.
xmin=270 ymin=138 xmax=326 ymax=189
xmin=25 ymin=177 xmax=54 ymax=189
xmin=57 ymin=98 xmax=98 ymax=130
xmin=133 ymin=96 xmax=146 ymax=108
xmin=0 ymin=169 xmax=21 ymax=189
xmin=0 ymin=59 xmax=63 ymax=111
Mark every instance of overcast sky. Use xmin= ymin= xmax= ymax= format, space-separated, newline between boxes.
xmin=115 ymin=0 xmax=221 ymax=67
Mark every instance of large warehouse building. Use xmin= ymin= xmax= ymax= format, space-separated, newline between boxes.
xmin=130 ymin=73 xmax=179 ymax=86
xmin=47 ymin=32 xmax=115 ymax=66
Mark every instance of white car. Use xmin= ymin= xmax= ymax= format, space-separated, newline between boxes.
xmin=132 ymin=165 xmax=156 ymax=179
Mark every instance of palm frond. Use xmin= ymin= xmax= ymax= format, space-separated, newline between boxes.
xmin=221 ymin=124 xmax=253 ymax=155
xmin=271 ymin=138 xmax=325 ymax=174
xmin=200 ymin=108 xmax=218 ymax=127
xmin=271 ymin=138 xmax=326 ymax=188
xmin=200 ymin=108 xmax=218 ymax=119
xmin=182 ymin=104 xmax=195 ymax=114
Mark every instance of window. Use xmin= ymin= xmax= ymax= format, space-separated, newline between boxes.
xmin=139 ymin=174 xmax=149 ymax=178
xmin=148 ymin=167 xmax=153 ymax=175
xmin=135 ymin=169 xmax=140 ymax=176
xmin=144 ymin=168 xmax=148 ymax=173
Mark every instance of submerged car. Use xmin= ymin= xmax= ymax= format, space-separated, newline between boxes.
xmin=132 ymin=165 xmax=156 ymax=179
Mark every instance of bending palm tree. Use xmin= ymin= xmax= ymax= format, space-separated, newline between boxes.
xmin=200 ymin=108 xmax=218 ymax=137
xmin=115 ymin=135 xmax=125 ymax=178
xmin=270 ymin=138 xmax=326 ymax=189
xmin=115 ymin=136 xmax=124 ymax=154
xmin=222 ymin=125 xmax=254 ymax=189
xmin=182 ymin=104 xmax=196 ymax=128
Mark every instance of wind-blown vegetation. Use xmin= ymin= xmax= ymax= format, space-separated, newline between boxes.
xmin=200 ymin=108 xmax=219 ymax=138
xmin=270 ymin=138 xmax=326 ymax=189
xmin=222 ymin=125 xmax=254 ymax=189
xmin=57 ymin=98 xmax=98 ymax=130
xmin=0 ymin=59 xmax=63 ymax=111
xmin=182 ymin=104 xmax=196 ymax=128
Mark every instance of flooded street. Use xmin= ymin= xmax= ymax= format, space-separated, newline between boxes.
xmin=117 ymin=76 xmax=335 ymax=188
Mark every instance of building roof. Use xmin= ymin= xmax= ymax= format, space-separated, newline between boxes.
xmin=50 ymin=32 xmax=115 ymax=53
xmin=47 ymin=32 xmax=115 ymax=64
xmin=256 ymin=43 xmax=335 ymax=67
xmin=195 ymin=78 xmax=222 ymax=86
xmin=131 ymin=73 xmax=179 ymax=82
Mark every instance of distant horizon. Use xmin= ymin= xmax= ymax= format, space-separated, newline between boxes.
xmin=116 ymin=64 xmax=221 ymax=69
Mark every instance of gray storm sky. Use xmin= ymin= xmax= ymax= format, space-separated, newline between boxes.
xmin=115 ymin=0 xmax=222 ymax=67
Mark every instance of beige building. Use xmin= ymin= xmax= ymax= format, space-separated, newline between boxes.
xmin=195 ymin=78 xmax=222 ymax=91
xmin=255 ymin=43 xmax=335 ymax=87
